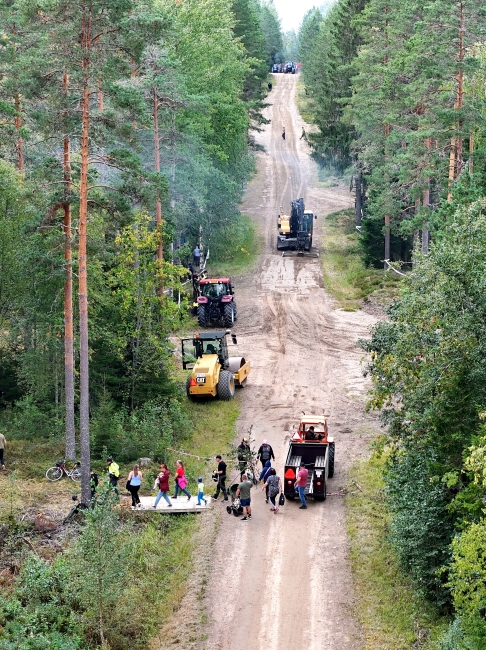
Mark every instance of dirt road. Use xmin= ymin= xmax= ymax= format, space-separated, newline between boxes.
xmin=200 ymin=75 xmax=378 ymax=649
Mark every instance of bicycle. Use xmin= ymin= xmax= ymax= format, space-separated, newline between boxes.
xmin=45 ymin=460 xmax=81 ymax=482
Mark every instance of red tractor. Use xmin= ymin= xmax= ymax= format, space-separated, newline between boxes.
xmin=196 ymin=278 xmax=238 ymax=328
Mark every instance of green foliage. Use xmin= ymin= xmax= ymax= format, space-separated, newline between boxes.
xmin=346 ymin=452 xmax=446 ymax=649
xmin=259 ymin=0 xmax=283 ymax=64
xmin=0 ymin=555 xmax=84 ymax=649
xmin=385 ymin=448 xmax=454 ymax=605
xmin=362 ymin=199 xmax=486 ymax=608
xmin=91 ymin=394 xmax=191 ymax=462
xmin=299 ymin=0 xmax=486 ymax=265
xmin=448 ymin=523 xmax=486 ymax=648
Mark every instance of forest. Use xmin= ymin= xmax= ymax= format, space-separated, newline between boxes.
xmin=300 ymin=1 xmax=486 ymax=648
xmin=0 ymin=1 xmax=283 ymax=648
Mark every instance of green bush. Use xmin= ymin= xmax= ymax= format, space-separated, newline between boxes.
xmin=90 ymin=395 xmax=192 ymax=462
xmin=447 ymin=521 xmax=486 ymax=648
xmin=386 ymin=447 xmax=454 ymax=606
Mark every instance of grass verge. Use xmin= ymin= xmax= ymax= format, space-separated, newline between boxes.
xmin=346 ymin=454 xmax=448 ymax=649
xmin=295 ymin=79 xmax=314 ymax=124
xmin=322 ymin=208 xmax=402 ymax=310
xmin=207 ymin=213 xmax=260 ymax=277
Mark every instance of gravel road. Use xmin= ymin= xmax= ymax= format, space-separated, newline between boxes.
xmin=200 ymin=74 xmax=380 ymax=650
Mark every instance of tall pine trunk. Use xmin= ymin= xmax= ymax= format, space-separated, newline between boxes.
xmin=63 ymin=72 xmax=76 ymax=461
xmin=79 ymin=12 xmax=92 ymax=505
xmin=153 ymin=89 xmax=164 ymax=297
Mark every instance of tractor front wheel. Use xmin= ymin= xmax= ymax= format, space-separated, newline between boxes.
xmin=197 ymin=305 xmax=208 ymax=327
xmin=217 ymin=370 xmax=235 ymax=400
xmin=186 ymin=375 xmax=196 ymax=401
xmin=223 ymin=303 xmax=235 ymax=328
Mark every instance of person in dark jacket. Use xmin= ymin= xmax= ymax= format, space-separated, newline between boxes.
xmin=259 ymin=460 xmax=272 ymax=503
xmin=257 ymin=440 xmax=275 ymax=468
xmin=237 ymin=438 xmax=251 ymax=479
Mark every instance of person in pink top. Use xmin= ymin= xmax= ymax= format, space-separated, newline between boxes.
xmin=295 ymin=462 xmax=308 ymax=509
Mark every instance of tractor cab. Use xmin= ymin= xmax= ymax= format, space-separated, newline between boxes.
xmin=292 ymin=416 xmax=329 ymax=443
xmin=182 ymin=331 xmax=233 ymax=370
xmin=181 ymin=331 xmax=250 ymax=401
xmin=200 ymin=279 xmax=233 ymax=300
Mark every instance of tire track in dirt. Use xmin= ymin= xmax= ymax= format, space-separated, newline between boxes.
xmin=200 ymin=74 xmax=380 ymax=650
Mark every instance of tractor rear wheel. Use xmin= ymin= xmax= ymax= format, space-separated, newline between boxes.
xmin=186 ymin=375 xmax=196 ymax=401
xmin=217 ymin=370 xmax=235 ymax=400
xmin=223 ymin=303 xmax=235 ymax=328
xmin=197 ymin=305 xmax=208 ymax=327
xmin=232 ymin=302 xmax=238 ymax=321
xmin=328 ymin=442 xmax=335 ymax=478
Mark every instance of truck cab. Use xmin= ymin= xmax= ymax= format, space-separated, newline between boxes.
xmin=284 ymin=416 xmax=335 ymax=502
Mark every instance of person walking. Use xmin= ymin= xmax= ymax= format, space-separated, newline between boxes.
xmin=257 ymin=439 xmax=275 ymax=468
xmin=153 ymin=463 xmax=172 ymax=508
xmin=263 ymin=468 xmax=282 ymax=513
xmin=106 ymin=457 xmax=120 ymax=496
xmin=173 ymin=460 xmax=192 ymax=500
xmin=295 ymin=461 xmax=308 ymax=509
xmin=259 ymin=460 xmax=272 ymax=503
xmin=0 ymin=432 xmax=6 ymax=469
xmin=282 ymin=126 xmax=286 ymax=140
xmin=213 ymin=455 xmax=229 ymax=501
xmin=197 ymin=478 xmax=207 ymax=506
xmin=236 ymin=473 xmax=253 ymax=522
xmin=237 ymin=438 xmax=251 ymax=480
xmin=193 ymin=245 xmax=201 ymax=267
xmin=300 ymin=127 xmax=306 ymax=140
xmin=127 ymin=464 xmax=143 ymax=509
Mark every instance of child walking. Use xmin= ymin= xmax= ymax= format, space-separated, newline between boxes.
xmin=197 ymin=477 xmax=207 ymax=506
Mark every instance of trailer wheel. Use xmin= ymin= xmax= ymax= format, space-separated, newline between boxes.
xmin=315 ymin=480 xmax=327 ymax=501
xmin=186 ymin=376 xmax=196 ymax=401
xmin=217 ymin=370 xmax=235 ymax=400
xmin=226 ymin=505 xmax=232 ymax=515
xmin=223 ymin=303 xmax=235 ymax=328
xmin=197 ymin=305 xmax=208 ymax=327
xmin=328 ymin=442 xmax=335 ymax=478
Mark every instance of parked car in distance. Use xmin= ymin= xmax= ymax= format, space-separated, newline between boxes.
xmin=271 ymin=63 xmax=281 ymax=73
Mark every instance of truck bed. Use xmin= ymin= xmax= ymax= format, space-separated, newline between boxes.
xmin=284 ymin=442 xmax=329 ymax=500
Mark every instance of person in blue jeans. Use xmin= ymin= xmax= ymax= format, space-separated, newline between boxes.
xmin=295 ymin=462 xmax=308 ymax=509
xmin=197 ymin=477 xmax=207 ymax=505
xmin=153 ymin=464 xmax=172 ymax=508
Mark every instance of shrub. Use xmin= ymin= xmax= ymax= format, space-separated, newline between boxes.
xmin=386 ymin=448 xmax=455 ymax=606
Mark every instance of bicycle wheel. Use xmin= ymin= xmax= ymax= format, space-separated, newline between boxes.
xmin=71 ymin=468 xmax=81 ymax=482
xmin=46 ymin=466 xmax=63 ymax=481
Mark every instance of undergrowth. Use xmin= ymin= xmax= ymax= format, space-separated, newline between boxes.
xmin=0 ymin=392 xmax=241 ymax=649
xmin=322 ymin=208 xmax=401 ymax=310
xmin=207 ymin=213 xmax=259 ymax=277
xmin=346 ymin=453 xmax=448 ymax=649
